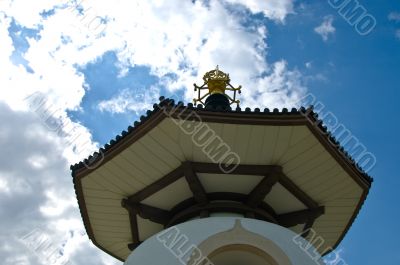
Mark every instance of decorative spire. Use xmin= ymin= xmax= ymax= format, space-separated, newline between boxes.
xmin=193 ymin=66 xmax=242 ymax=108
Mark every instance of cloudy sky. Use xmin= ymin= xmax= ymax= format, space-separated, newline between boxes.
xmin=0 ymin=0 xmax=399 ymax=264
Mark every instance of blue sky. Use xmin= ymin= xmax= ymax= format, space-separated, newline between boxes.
xmin=0 ymin=0 xmax=399 ymax=264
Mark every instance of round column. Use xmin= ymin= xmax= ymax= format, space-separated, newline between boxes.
xmin=124 ymin=217 xmax=325 ymax=265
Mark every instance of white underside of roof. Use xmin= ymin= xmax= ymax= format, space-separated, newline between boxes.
xmin=81 ymin=118 xmax=364 ymax=260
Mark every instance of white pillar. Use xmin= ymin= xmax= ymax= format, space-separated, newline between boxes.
xmin=124 ymin=217 xmax=325 ymax=265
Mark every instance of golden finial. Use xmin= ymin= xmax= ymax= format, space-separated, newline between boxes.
xmin=193 ymin=66 xmax=242 ymax=107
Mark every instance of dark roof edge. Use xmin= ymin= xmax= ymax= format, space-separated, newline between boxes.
xmin=71 ymin=170 xmax=125 ymax=262
xmin=70 ymin=96 xmax=373 ymax=185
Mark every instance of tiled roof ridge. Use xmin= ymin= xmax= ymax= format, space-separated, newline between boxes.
xmin=70 ymin=96 xmax=373 ymax=184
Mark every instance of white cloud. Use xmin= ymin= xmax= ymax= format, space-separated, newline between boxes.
xmin=224 ymin=0 xmax=294 ymax=22
xmin=1 ymin=0 xmax=303 ymax=112
xmin=324 ymin=248 xmax=345 ymax=265
xmin=0 ymin=6 xmax=110 ymax=263
xmin=0 ymin=0 xmax=298 ymax=116
xmin=0 ymin=178 xmax=10 ymax=193
xmin=388 ymin=12 xmax=400 ymax=40
xmin=388 ymin=12 xmax=400 ymax=22
xmin=0 ymin=0 xmax=56 ymax=28
xmin=99 ymin=0 xmax=303 ymax=109
xmin=0 ymin=1 xmax=304 ymax=265
xmin=396 ymin=29 xmax=400 ymax=40
xmin=243 ymin=60 xmax=307 ymax=108
xmin=314 ymin=15 xmax=335 ymax=42
xmin=98 ymin=87 xmax=160 ymax=114
xmin=0 ymin=103 xmax=119 ymax=265
xmin=27 ymin=155 xmax=48 ymax=169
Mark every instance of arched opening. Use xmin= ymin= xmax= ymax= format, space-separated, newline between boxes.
xmin=190 ymin=219 xmax=293 ymax=265
xmin=207 ymin=244 xmax=279 ymax=265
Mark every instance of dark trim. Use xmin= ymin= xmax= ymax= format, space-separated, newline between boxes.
xmin=72 ymin=102 xmax=372 ymax=187
xmin=305 ymin=118 xmax=371 ymax=188
xmin=169 ymin=192 xmax=278 ymax=218
xmin=192 ymin=162 xmax=282 ymax=175
xmin=168 ymin=192 xmax=279 ymax=225
xmin=73 ymin=110 xmax=166 ymax=179
xmin=134 ymin=203 xmax=171 ymax=225
xmin=246 ymin=169 xmax=281 ymax=207
xmin=208 ymin=192 xmax=248 ymax=202
xmin=183 ymin=161 xmax=208 ymax=204
xmin=277 ymin=207 xmax=325 ymax=227
xmin=166 ymin=201 xmax=279 ymax=227
xmin=127 ymin=166 xmax=184 ymax=203
xmin=121 ymin=199 xmax=141 ymax=250
xmin=123 ymin=192 xmax=280 ymax=227
xmin=173 ymin=108 xmax=309 ymax=126
xmin=278 ymin=175 xmax=318 ymax=209
xmin=122 ymin=162 xmax=323 ymax=254
xmin=71 ymin=100 xmax=372 ymax=259
xmin=127 ymin=242 xmax=141 ymax=251
xmin=169 ymin=197 xmax=197 ymax=215
xmin=302 ymin=218 xmax=317 ymax=238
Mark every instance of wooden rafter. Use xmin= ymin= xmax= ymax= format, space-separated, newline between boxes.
xmin=192 ymin=162 xmax=281 ymax=175
xmin=246 ymin=169 xmax=281 ymax=207
xmin=302 ymin=218 xmax=317 ymax=238
xmin=277 ymin=207 xmax=325 ymax=227
xmin=182 ymin=161 xmax=208 ymax=204
xmin=278 ymin=175 xmax=318 ymax=209
xmin=166 ymin=201 xmax=279 ymax=227
xmin=134 ymin=203 xmax=171 ymax=225
xmin=121 ymin=199 xmax=141 ymax=250
xmin=121 ymin=161 xmax=324 ymax=251
xmin=127 ymin=166 xmax=184 ymax=203
xmin=72 ymin=105 xmax=372 ymax=260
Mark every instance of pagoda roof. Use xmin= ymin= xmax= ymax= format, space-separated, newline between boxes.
xmin=71 ymin=97 xmax=372 ymax=261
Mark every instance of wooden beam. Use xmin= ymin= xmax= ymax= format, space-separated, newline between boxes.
xmin=169 ymin=192 xmax=277 ymax=219
xmin=167 ymin=201 xmax=278 ymax=227
xmin=182 ymin=161 xmax=208 ymax=204
xmin=199 ymin=210 xmax=209 ymax=218
xmin=301 ymin=218 xmax=316 ymax=238
xmin=123 ymin=162 xmax=322 ymax=233
xmin=127 ymin=242 xmax=141 ymax=251
xmin=169 ymin=192 xmax=246 ymax=217
xmin=277 ymin=207 xmax=325 ymax=227
xmin=126 ymin=162 xmax=317 ymax=212
xmin=192 ymin=162 xmax=281 ymax=175
xmin=133 ymin=203 xmax=171 ymax=225
xmin=245 ymin=212 xmax=256 ymax=218
xmin=246 ymin=170 xmax=281 ymax=207
xmin=73 ymin=107 xmax=371 ymax=260
xmin=127 ymin=166 xmax=184 ymax=203
xmin=278 ymin=175 xmax=318 ymax=209
xmin=121 ymin=199 xmax=140 ymax=247
xmin=208 ymin=192 xmax=247 ymax=202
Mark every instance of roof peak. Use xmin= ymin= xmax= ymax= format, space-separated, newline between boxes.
xmin=193 ymin=66 xmax=242 ymax=108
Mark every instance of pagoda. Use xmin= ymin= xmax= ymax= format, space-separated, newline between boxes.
xmin=71 ymin=67 xmax=372 ymax=265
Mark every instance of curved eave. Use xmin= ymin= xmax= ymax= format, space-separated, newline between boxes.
xmin=72 ymin=98 xmax=372 ymax=186
xmin=72 ymin=170 xmax=125 ymax=262
xmin=71 ymin=97 xmax=372 ymax=261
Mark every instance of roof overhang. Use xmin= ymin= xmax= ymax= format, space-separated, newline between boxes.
xmin=71 ymin=99 xmax=372 ymax=261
